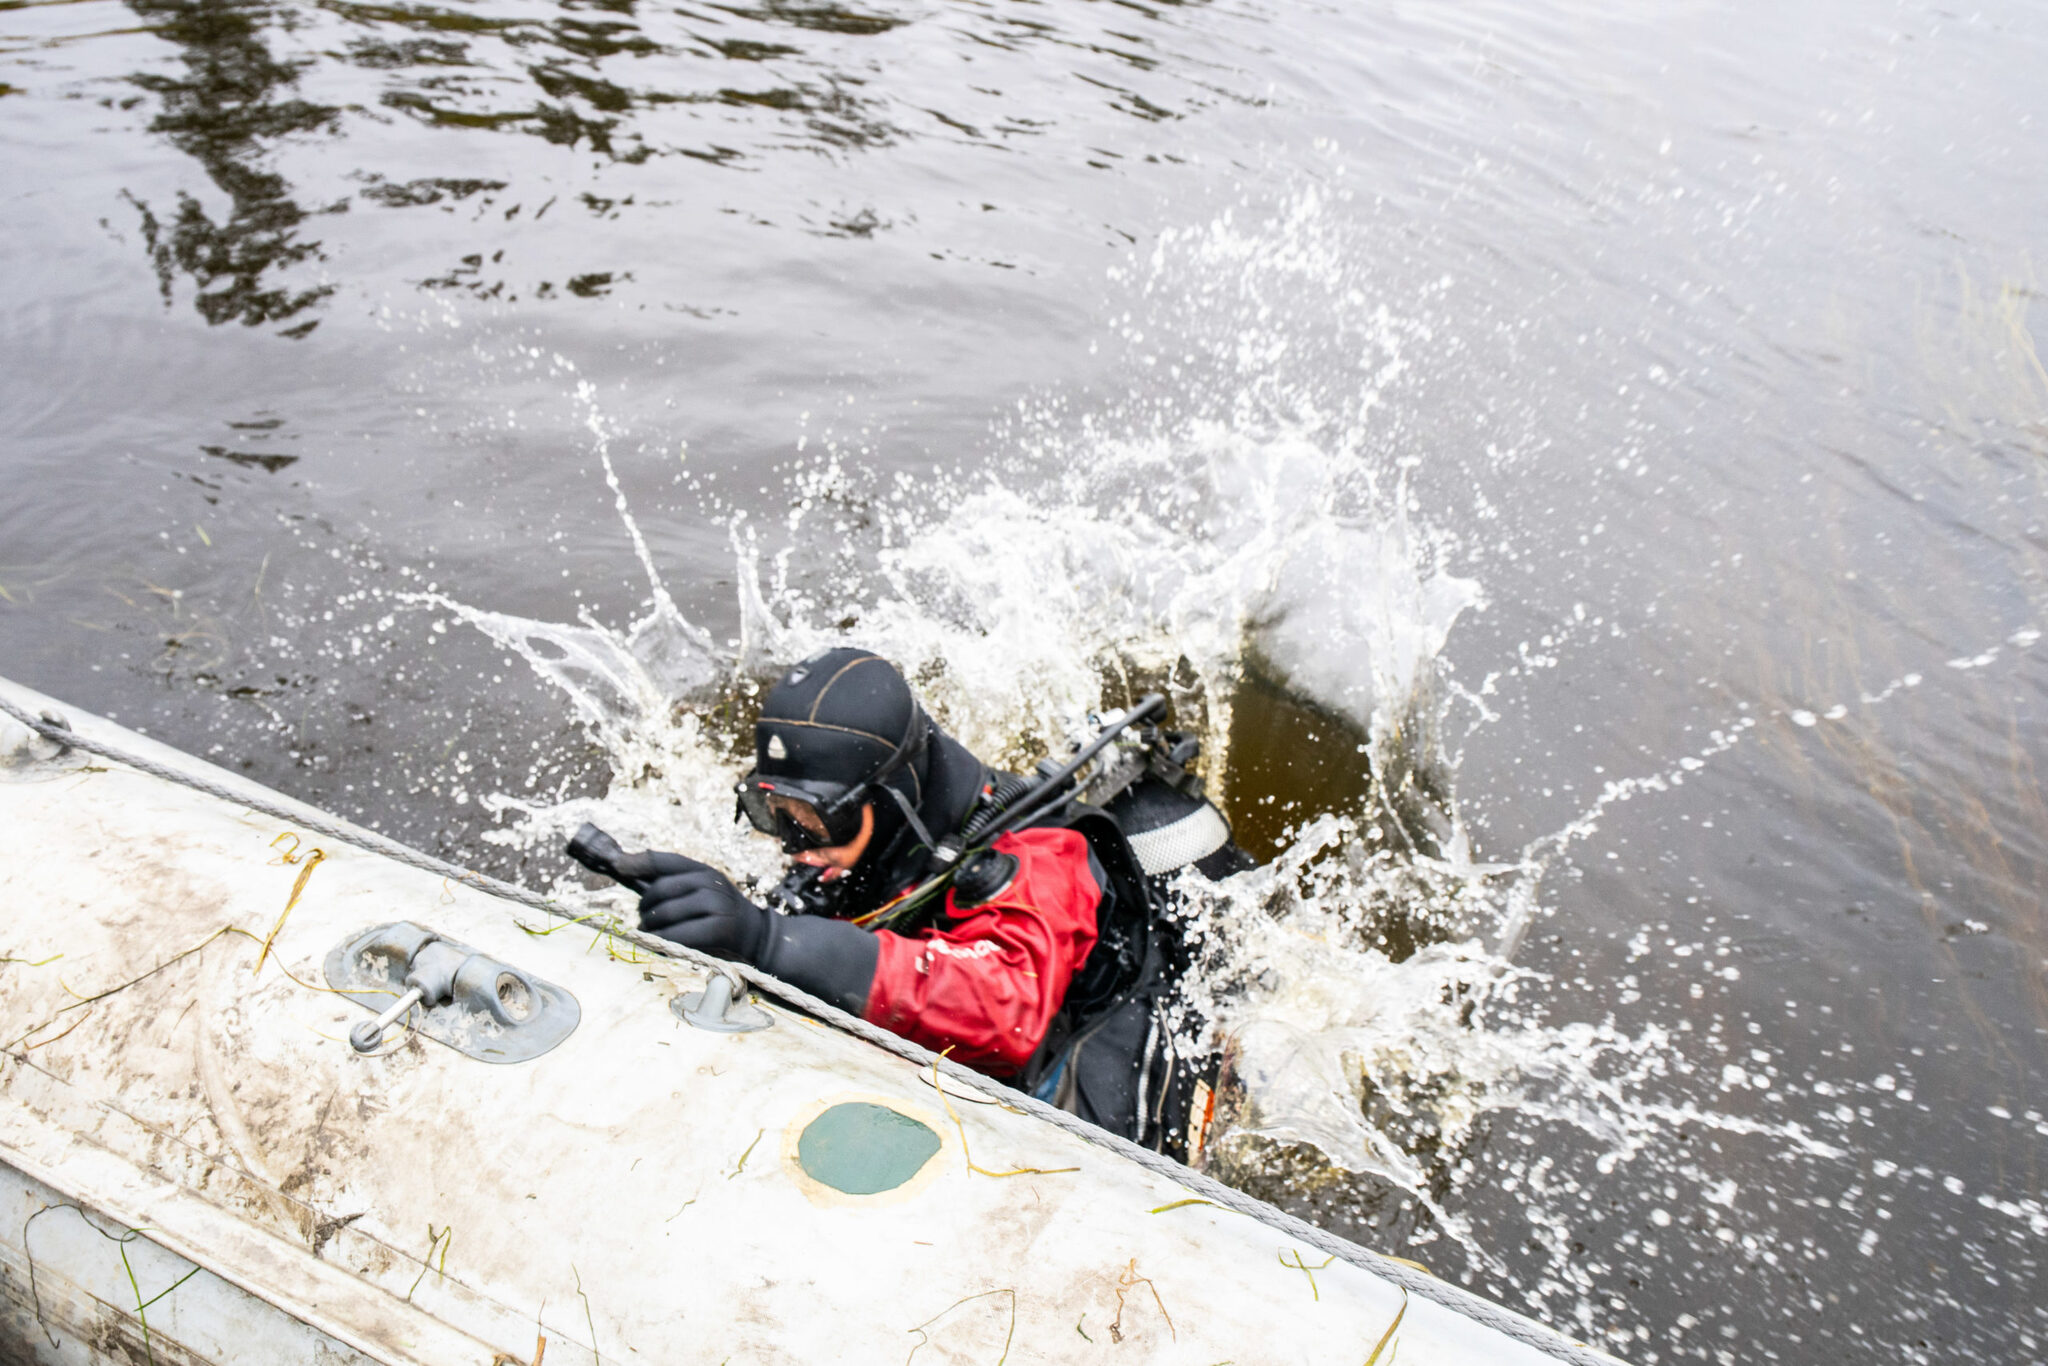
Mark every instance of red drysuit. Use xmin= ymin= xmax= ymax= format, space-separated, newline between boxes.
xmin=862 ymin=826 xmax=1102 ymax=1076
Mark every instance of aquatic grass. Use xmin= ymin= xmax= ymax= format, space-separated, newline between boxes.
xmin=726 ymin=1128 xmax=764 ymax=1178
xmin=0 ymin=561 xmax=67 ymax=609
xmin=240 ymin=925 xmax=403 ymax=1001
xmin=512 ymin=904 xmax=646 ymax=962
xmin=22 ymin=1202 xmax=200 ymax=1366
xmin=57 ymin=763 xmax=111 ymax=792
xmin=245 ymin=551 xmax=270 ymax=622
xmin=903 ymin=1288 xmax=1016 ymax=1366
xmin=406 ymin=1224 xmax=453 ymax=1300
xmin=1149 ymin=1197 xmax=1216 ymax=1214
xmin=23 ymin=1012 xmax=91 ymax=1050
xmin=514 ymin=907 xmax=613 ymax=936
xmin=5 ymin=925 xmax=240 ymax=1054
xmin=1732 ymin=413 xmax=2048 ymax=1044
xmin=19 ymin=1204 xmax=66 ymax=1350
xmin=572 ymin=1264 xmax=601 ymax=1366
xmin=1110 ymin=1257 xmax=1173 ymax=1343
xmin=4 ymin=920 xmax=396 ymax=1059
xmin=1362 ymin=1291 xmax=1407 ymax=1366
xmin=929 ymin=1051 xmax=1079 ymax=1178
xmin=588 ymin=924 xmax=647 ymax=963
xmin=1913 ymin=259 xmax=2047 ymax=462
xmin=121 ymin=1248 xmax=201 ymax=1366
xmin=256 ymin=832 xmax=326 ymax=974
xmin=1279 ymin=1248 xmax=1336 ymax=1301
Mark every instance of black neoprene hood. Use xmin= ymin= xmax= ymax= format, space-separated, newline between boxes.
xmin=754 ymin=648 xmax=923 ymax=791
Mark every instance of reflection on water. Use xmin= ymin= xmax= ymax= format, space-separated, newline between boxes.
xmin=102 ymin=0 xmax=1214 ymax=319
xmin=124 ymin=0 xmax=336 ymax=331
xmin=112 ymin=0 xmax=929 ymax=323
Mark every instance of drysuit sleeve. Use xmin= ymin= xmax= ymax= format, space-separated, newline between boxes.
xmin=863 ymin=827 xmax=1103 ymax=1076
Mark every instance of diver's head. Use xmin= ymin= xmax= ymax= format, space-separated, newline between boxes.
xmin=736 ymin=648 xmax=929 ymax=864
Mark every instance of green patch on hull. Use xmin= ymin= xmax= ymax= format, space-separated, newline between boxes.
xmin=796 ymin=1103 xmax=940 ymax=1195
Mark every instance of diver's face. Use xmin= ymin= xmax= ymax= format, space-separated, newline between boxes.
xmin=793 ymin=801 xmax=875 ymax=872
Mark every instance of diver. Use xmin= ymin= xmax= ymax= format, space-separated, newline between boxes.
xmin=569 ymin=647 xmax=1251 ymax=1161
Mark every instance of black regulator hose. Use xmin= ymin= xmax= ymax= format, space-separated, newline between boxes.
xmin=961 ymin=771 xmax=1035 ymax=844
xmin=866 ymin=694 xmax=1170 ymax=931
xmin=984 ymin=692 xmax=1167 ymax=839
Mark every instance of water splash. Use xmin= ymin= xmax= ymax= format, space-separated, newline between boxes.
xmin=420 ymin=190 xmax=1897 ymax=1344
xmin=391 ymin=381 xmax=784 ymax=896
xmin=421 ymin=370 xmax=1827 ymax=1310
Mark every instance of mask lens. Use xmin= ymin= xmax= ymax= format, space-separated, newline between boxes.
xmin=738 ymin=775 xmax=855 ymax=851
xmin=736 ymin=781 xmax=778 ymax=835
xmin=766 ymin=792 xmax=830 ymax=841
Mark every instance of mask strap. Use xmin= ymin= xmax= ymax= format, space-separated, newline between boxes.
xmin=862 ymin=705 xmax=929 ymax=792
xmin=878 ymin=781 xmax=937 ymax=857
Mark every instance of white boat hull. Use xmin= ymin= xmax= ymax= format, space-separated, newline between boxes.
xmin=0 ymin=676 xmax=1602 ymax=1365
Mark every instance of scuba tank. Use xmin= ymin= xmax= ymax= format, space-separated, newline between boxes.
xmin=1074 ymin=711 xmax=1255 ymax=882
xmin=1048 ymin=704 xmax=1251 ymax=1018
xmin=1003 ymin=701 xmax=1255 ymax=1165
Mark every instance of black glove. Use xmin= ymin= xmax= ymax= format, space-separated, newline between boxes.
xmin=637 ymin=853 xmax=772 ymax=963
xmin=754 ymin=912 xmax=879 ymax=1017
xmin=633 ymin=852 xmax=879 ymax=1015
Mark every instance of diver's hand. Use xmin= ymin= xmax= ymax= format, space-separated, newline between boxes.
xmin=634 ymin=853 xmax=879 ymax=1014
xmin=636 ymin=853 xmax=771 ymax=963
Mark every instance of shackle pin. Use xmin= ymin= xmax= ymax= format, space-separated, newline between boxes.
xmin=350 ymin=985 xmax=424 ymax=1053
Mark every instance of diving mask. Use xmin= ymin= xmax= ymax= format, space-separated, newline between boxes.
xmin=738 ymin=702 xmax=930 ymax=854
xmin=735 ymin=774 xmax=868 ymax=852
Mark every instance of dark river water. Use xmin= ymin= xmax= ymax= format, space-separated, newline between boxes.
xmin=5 ymin=0 xmax=2047 ymax=1358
